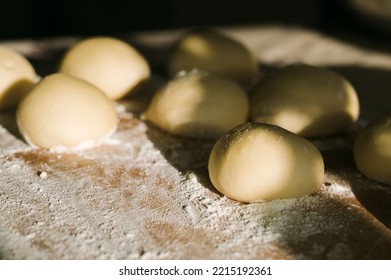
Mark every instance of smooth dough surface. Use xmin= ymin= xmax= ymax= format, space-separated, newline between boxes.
xmin=143 ymin=70 xmax=249 ymax=138
xmin=354 ymin=115 xmax=391 ymax=185
xmin=250 ymin=64 xmax=360 ymax=137
xmin=168 ymin=29 xmax=258 ymax=88
xmin=59 ymin=37 xmax=150 ymax=100
xmin=208 ymin=122 xmax=324 ymax=202
xmin=0 ymin=46 xmax=37 ymax=110
xmin=17 ymin=73 xmax=118 ymax=150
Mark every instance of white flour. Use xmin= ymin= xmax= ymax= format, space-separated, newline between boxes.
xmin=0 ymin=107 xmax=376 ymax=260
xmin=1 ymin=24 xmax=391 ymax=259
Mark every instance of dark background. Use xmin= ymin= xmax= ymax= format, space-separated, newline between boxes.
xmin=0 ymin=0 xmax=390 ymax=42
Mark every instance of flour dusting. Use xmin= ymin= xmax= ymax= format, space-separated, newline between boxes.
xmin=1 ymin=25 xmax=391 ymax=259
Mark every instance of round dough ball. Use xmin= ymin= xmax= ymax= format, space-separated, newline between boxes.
xmin=0 ymin=46 xmax=37 ymax=110
xmin=17 ymin=73 xmax=118 ymax=150
xmin=354 ymin=115 xmax=391 ymax=185
xmin=168 ymin=29 xmax=258 ymax=88
xmin=208 ymin=122 xmax=324 ymax=202
xmin=59 ymin=37 xmax=150 ymax=100
xmin=143 ymin=70 xmax=249 ymax=138
xmin=251 ymin=64 xmax=360 ymax=137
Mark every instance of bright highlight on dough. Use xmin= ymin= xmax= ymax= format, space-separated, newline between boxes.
xmin=251 ymin=64 xmax=360 ymax=138
xmin=17 ymin=73 xmax=118 ymax=150
xmin=0 ymin=46 xmax=37 ymax=110
xmin=208 ymin=122 xmax=324 ymax=202
xmin=168 ymin=29 xmax=258 ymax=88
xmin=59 ymin=37 xmax=150 ymax=100
xmin=143 ymin=70 xmax=249 ymax=138
xmin=354 ymin=114 xmax=391 ymax=185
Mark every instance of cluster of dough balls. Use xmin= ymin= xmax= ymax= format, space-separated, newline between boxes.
xmin=2 ymin=37 xmax=150 ymax=150
xmin=145 ymin=29 xmax=361 ymax=202
xmin=6 ymin=29 xmax=387 ymax=203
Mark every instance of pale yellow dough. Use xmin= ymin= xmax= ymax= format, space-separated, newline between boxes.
xmin=251 ymin=64 xmax=360 ymax=137
xmin=168 ymin=29 xmax=258 ymax=88
xmin=59 ymin=37 xmax=150 ymax=100
xmin=143 ymin=70 xmax=249 ymax=138
xmin=17 ymin=73 xmax=118 ymax=150
xmin=208 ymin=123 xmax=324 ymax=202
xmin=0 ymin=46 xmax=37 ymax=110
xmin=354 ymin=114 xmax=391 ymax=185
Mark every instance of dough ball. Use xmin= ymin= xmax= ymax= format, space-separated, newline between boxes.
xmin=168 ymin=28 xmax=258 ymax=88
xmin=17 ymin=73 xmax=118 ymax=150
xmin=143 ymin=70 xmax=249 ymax=138
xmin=354 ymin=115 xmax=391 ymax=185
xmin=208 ymin=122 xmax=324 ymax=202
xmin=250 ymin=64 xmax=360 ymax=137
xmin=0 ymin=46 xmax=37 ymax=110
xmin=59 ymin=37 xmax=150 ymax=100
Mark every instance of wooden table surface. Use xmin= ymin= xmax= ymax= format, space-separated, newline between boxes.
xmin=1 ymin=24 xmax=391 ymax=259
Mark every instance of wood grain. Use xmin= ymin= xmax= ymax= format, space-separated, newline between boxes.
xmin=1 ymin=25 xmax=391 ymax=259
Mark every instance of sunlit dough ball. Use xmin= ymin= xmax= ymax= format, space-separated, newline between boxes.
xmin=354 ymin=115 xmax=391 ymax=185
xmin=208 ymin=122 xmax=324 ymax=202
xmin=168 ymin=29 xmax=258 ymax=88
xmin=251 ymin=64 xmax=360 ymax=137
xmin=143 ymin=70 xmax=249 ymax=138
xmin=0 ymin=46 xmax=37 ymax=110
xmin=59 ymin=37 xmax=150 ymax=100
xmin=17 ymin=73 xmax=118 ymax=150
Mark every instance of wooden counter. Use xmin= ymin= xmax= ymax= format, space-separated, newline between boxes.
xmin=1 ymin=25 xmax=391 ymax=259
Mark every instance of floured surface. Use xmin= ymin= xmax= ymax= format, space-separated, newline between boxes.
xmin=1 ymin=25 xmax=391 ymax=259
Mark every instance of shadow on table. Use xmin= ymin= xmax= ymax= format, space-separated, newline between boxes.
xmin=0 ymin=110 xmax=24 ymax=142
xmin=145 ymin=122 xmax=220 ymax=196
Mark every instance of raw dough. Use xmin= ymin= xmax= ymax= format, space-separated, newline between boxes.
xmin=167 ymin=28 xmax=258 ymax=88
xmin=143 ymin=70 xmax=249 ymax=138
xmin=59 ymin=37 xmax=150 ymax=100
xmin=208 ymin=122 xmax=324 ymax=202
xmin=250 ymin=64 xmax=360 ymax=137
xmin=354 ymin=114 xmax=391 ymax=185
xmin=0 ymin=46 xmax=37 ymax=110
xmin=17 ymin=73 xmax=118 ymax=150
